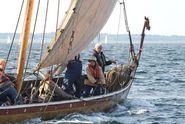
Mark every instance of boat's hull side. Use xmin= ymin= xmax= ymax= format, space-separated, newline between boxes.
xmin=0 ymin=78 xmax=133 ymax=124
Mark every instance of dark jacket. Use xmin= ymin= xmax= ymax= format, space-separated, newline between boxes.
xmin=93 ymin=49 xmax=112 ymax=72
xmin=64 ymin=59 xmax=82 ymax=81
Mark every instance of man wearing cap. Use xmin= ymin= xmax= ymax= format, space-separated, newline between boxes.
xmin=83 ymin=56 xmax=106 ymax=97
xmin=0 ymin=59 xmax=17 ymax=106
xmin=93 ymin=43 xmax=116 ymax=72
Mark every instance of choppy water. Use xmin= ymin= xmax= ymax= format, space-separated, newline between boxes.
xmin=1 ymin=41 xmax=185 ymax=124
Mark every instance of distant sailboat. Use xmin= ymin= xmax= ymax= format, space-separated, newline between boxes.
xmin=96 ymin=34 xmax=108 ymax=44
xmin=6 ymin=36 xmax=11 ymax=44
xmin=104 ymin=34 xmax=108 ymax=44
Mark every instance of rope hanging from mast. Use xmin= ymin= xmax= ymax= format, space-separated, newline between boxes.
xmin=49 ymin=0 xmax=61 ymax=77
xmin=39 ymin=0 xmax=50 ymax=63
xmin=45 ymin=0 xmax=61 ymax=104
xmin=67 ymin=0 xmax=83 ymax=53
xmin=120 ymin=0 xmax=135 ymax=58
xmin=5 ymin=0 xmax=25 ymax=71
xmin=28 ymin=0 xmax=51 ymax=103
xmin=54 ymin=0 xmax=61 ymax=40
xmin=116 ymin=1 xmax=122 ymax=41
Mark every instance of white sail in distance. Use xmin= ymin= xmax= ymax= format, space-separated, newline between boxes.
xmin=104 ymin=35 xmax=108 ymax=44
xmin=7 ymin=36 xmax=11 ymax=44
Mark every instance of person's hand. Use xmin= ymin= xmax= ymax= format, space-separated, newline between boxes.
xmin=94 ymin=80 xmax=100 ymax=84
xmin=101 ymin=83 xmax=106 ymax=88
xmin=111 ymin=60 xmax=117 ymax=64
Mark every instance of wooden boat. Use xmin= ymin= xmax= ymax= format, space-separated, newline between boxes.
xmin=0 ymin=0 xmax=150 ymax=123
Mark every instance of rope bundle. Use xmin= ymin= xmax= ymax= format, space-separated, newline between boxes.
xmin=105 ymin=65 xmax=131 ymax=92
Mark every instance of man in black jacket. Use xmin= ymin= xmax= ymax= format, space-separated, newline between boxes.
xmin=93 ymin=43 xmax=116 ymax=72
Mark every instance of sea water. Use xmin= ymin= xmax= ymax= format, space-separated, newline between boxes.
xmin=0 ymin=40 xmax=185 ymax=124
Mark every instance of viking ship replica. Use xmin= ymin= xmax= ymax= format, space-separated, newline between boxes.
xmin=0 ymin=0 xmax=150 ymax=123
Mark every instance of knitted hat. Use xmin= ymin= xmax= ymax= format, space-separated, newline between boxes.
xmin=88 ymin=56 xmax=96 ymax=62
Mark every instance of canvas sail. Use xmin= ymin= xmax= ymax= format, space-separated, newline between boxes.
xmin=36 ymin=0 xmax=117 ymax=71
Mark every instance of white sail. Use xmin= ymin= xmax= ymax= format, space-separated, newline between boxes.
xmin=36 ymin=0 xmax=117 ymax=70
xmin=7 ymin=36 xmax=11 ymax=44
xmin=104 ymin=34 xmax=108 ymax=44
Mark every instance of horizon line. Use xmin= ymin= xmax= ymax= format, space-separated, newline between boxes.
xmin=0 ymin=32 xmax=185 ymax=37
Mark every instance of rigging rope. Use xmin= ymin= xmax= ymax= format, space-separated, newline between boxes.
xmin=5 ymin=0 xmax=25 ymax=71
xmin=21 ymin=0 xmax=41 ymax=96
xmin=29 ymin=0 xmax=50 ymax=104
xmin=120 ymin=0 xmax=135 ymax=58
xmin=49 ymin=0 xmax=61 ymax=79
xmin=63 ymin=0 xmax=83 ymax=62
xmin=24 ymin=0 xmax=41 ymax=79
xmin=42 ymin=77 xmax=60 ymax=112
xmin=116 ymin=1 xmax=122 ymax=41
xmin=122 ymin=1 xmax=129 ymax=32
xmin=68 ymin=0 xmax=83 ymax=53
xmin=40 ymin=0 xmax=64 ymax=114
xmin=39 ymin=0 xmax=50 ymax=63
xmin=47 ymin=0 xmax=61 ymax=104
xmin=96 ymin=0 xmax=104 ymax=42
xmin=54 ymin=0 xmax=60 ymax=40
xmin=43 ymin=0 xmax=85 ymax=107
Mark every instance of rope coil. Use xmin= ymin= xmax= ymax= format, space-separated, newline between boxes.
xmin=105 ymin=64 xmax=132 ymax=92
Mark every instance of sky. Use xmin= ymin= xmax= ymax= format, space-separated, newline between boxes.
xmin=0 ymin=0 xmax=185 ymax=36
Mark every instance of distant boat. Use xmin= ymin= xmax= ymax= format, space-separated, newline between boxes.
xmin=0 ymin=0 xmax=150 ymax=123
xmin=6 ymin=36 xmax=11 ymax=44
xmin=104 ymin=34 xmax=108 ymax=44
xmin=96 ymin=34 xmax=108 ymax=44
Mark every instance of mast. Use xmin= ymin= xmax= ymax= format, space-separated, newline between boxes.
xmin=16 ymin=0 xmax=34 ymax=93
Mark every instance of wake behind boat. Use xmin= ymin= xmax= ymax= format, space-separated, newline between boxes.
xmin=0 ymin=0 xmax=150 ymax=123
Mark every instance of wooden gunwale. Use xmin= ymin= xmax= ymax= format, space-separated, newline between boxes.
xmin=0 ymin=76 xmax=134 ymax=123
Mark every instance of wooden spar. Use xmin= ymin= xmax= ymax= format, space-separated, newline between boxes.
xmin=16 ymin=0 xmax=34 ymax=93
xmin=137 ymin=17 xmax=150 ymax=61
